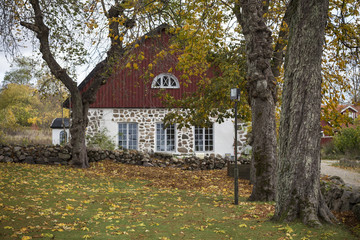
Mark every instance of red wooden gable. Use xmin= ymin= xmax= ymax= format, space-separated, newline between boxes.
xmin=78 ymin=25 xmax=214 ymax=108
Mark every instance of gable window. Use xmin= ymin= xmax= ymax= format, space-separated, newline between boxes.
xmin=118 ymin=123 xmax=138 ymax=150
xmin=194 ymin=125 xmax=214 ymax=151
xmin=60 ymin=130 xmax=67 ymax=145
xmin=156 ymin=123 xmax=175 ymax=151
xmin=151 ymin=73 xmax=180 ymax=89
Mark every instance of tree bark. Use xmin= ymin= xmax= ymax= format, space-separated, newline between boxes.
xmin=68 ymin=91 xmax=89 ymax=168
xmin=235 ymin=0 xmax=277 ymax=201
xmin=273 ymin=0 xmax=337 ymax=226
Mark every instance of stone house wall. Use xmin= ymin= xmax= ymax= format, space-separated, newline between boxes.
xmin=86 ymin=108 xmax=251 ymax=157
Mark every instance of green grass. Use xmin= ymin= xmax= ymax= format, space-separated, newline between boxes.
xmin=0 ymin=162 xmax=358 ymax=240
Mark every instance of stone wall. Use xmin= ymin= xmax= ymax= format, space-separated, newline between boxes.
xmin=0 ymin=144 xmax=228 ymax=170
xmin=321 ymin=176 xmax=360 ymax=219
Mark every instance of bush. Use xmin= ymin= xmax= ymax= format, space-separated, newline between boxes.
xmin=333 ymin=126 xmax=360 ymax=157
xmin=86 ymin=128 xmax=115 ymax=151
xmin=321 ymin=141 xmax=340 ymax=159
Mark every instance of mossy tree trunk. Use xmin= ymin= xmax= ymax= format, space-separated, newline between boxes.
xmin=234 ymin=0 xmax=277 ymax=201
xmin=273 ymin=0 xmax=337 ymax=226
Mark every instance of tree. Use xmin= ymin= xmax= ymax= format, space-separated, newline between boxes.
xmin=273 ymin=0 xmax=337 ymax=226
xmin=2 ymin=56 xmax=40 ymax=87
xmin=0 ymin=84 xmax=36 ymax=128
xmin=0 ymin=83 xmax=68 ymax=130
xmin=1 ymin=0 xmax=169 ymax=168
xmin=231 ymin=0 xmax=280 ymax=201
xmin=161 ymin=0 xmax=358 ymax=203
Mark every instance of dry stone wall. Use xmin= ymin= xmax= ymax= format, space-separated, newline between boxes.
xmin=0 ymin=144 xmax=228 ymax=170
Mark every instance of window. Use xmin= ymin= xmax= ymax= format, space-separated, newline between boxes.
xmin=60 ymin=130 xmax=67 ymax=145
xmin=348 ymin=111 xmax=356 ymax=119
xmin=194 ymin=126 xmax=214 ymax=151
xmin=151 ymin=73 xmax=180 ymax=88
xmin=156 ymin=123 xmax=175 ymax=151
xmin=118 ymin=123 xmax=138 ymax=150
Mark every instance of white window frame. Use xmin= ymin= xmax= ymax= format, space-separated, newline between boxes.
xmin=156 ymin=123 xmax=176 ymax=152
xmin=60 ymin=130 xmax=67 ymax=145
xmin=194 ymin=125 xmax=214 ymax=152
xmin=151 ymin=73 xmax=180 ymax=89
xmin=118 ymin=123 xmax=138 ymax=150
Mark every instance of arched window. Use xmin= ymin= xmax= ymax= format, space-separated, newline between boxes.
xmin=60 ymin=130 xmax=67 ymax=145
xmin=151 ymin=73 xmax=180 ymax=89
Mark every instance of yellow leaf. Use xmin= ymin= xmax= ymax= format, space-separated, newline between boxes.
xmin=133 ymin=63 xmax=138 ymax=70
xmin=135 ymin=44 xmax=139 ymax=48
xmin=239 ymin=224 xmax=248 ymax=228
xmin=66 ymin=205 xmax=74 ymax=211
xmin=21 ymin=236 xmax=32 ymax=240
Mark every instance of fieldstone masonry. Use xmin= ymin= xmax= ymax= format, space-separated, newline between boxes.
xmin=0 ymin=144 xmax=228 ymax=170
xmin=87 ymin=108 xmax=250 ymax=155
xmin=320 ymin=175 xmax=360 ymax=219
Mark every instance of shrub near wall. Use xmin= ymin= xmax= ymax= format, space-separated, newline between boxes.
xmin=334 ymin=126 xmax=360 ymax=157
xmin=0 ymin=144 xmax=228 ymax=170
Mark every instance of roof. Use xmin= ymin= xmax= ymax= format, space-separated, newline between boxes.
xmin=50 ymin=118 xmax=70 ymax=129
xmin=64 ymin=23 xmax=215 ymax=109
xmin=340 ymin=105 xmax=359 ymax=113
xmin=63 ymin=24 xmax=172 ymax=108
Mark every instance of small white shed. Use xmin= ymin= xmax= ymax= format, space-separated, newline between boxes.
xmin=50 ymin=118 xmax=70 ymax=145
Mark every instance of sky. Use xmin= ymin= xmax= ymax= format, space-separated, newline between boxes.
xmin=0 ymin=51 xmax=11 ymax=85
xmin=0 ymin=49 xmax=91 ymax=87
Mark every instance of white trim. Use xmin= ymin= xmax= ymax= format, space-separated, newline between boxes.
xmin=118 ymin=122 xmax=138 ymax=150
xmin=340 ymin=105 xmax=358 ymax=113
xmin=155 ymin=122 xmax=177 ymax=152
xmin=151 ymin=73 xmax=180 ymax=89
xmin=194 ymin=124 xmax=214 ymax=152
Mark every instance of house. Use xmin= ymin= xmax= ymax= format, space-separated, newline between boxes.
xmin=68 ymin=24 xmax=249 ymax=157
xmin=50 ymin=118 xmax=70 ymax=145
xmin=321 ymin=104 xmax=360 ymax=145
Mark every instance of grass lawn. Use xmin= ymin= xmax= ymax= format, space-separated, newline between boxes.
xmin=0 ymin=161 xmax=358 ymax=240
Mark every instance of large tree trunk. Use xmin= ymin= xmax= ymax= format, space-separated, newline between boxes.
xmin=273 ymin=0 xmax=337 ymax=226
xmin=235 ymin=0 xmax=277 ymax=201
xmin=69 ymin=92 xmax=90 ymax=168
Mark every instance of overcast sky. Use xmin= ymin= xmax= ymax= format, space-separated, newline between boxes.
xmin=0 ymin=49 xmax=92 ymax=87
xmin=0 ymin=51 xmax=11 ymax=85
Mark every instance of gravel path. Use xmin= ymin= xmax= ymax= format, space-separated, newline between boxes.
xmin=321 ymin=160 xmax=360 ymax=188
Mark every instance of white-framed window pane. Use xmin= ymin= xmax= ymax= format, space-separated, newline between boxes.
xmin=60 ymin=130 xmax=67 ymax=145
xmin=151 ymin=73 xmax=180 ymax=89
xmin=128 ymin=123 xmax=138 ymax=150
xmin=166 ymin=125 xmax=175 ymax=151
xmin=195 ymin=125 xmax=213 ymax=152
xmin=118 ymin=123 xmax=138 ymax=150
xmin=163 ymin=76 xmax=169 ymax=86
xmin=194 ymin=127 xmax=203 ymax=151
xmin=156 ymin=123 xmax=175 ymax=152
xmin=170 ymin=78 xmax=177 ymax=86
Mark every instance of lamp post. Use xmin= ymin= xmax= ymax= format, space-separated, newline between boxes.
xmin=230 ymin=88 xmax=240 ymax=205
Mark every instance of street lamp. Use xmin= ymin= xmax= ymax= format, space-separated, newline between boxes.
xmin=230 ymin=88 xmax=240 ymax=205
